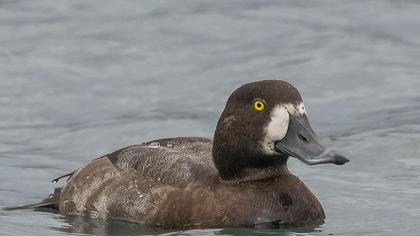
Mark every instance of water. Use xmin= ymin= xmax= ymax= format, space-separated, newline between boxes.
xmin=1 ymin=0 xmax=420 ymax=235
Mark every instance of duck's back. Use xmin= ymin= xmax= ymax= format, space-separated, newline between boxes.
xmin=58 ymin=137 xmax=220 ymax=225
xmin=108 ymin=137 xmax=219 ymax=186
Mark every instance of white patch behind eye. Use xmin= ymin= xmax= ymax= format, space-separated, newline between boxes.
xmin=261 ymin=102 xmax=305 ymax=155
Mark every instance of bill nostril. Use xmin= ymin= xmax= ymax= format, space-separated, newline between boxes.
xmin=298 ymin=134 xmax=308 ymax=143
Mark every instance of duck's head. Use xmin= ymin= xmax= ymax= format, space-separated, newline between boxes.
xmin=212 ymin=80 xmax=349 ymax=180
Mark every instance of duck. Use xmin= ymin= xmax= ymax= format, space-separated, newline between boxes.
xmin=10 ymin=80 xmax=349 ymax=229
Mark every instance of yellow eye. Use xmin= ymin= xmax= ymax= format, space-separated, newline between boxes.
xmin=253 ymin=100 xmax=265 ymax=111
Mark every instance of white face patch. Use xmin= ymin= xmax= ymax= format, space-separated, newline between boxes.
xmin=261 ymin=102 xmax=306 ymax=155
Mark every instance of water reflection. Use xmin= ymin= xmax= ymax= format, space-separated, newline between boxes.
xmin=58 ymin=216 xmax=165 ymax=236
xmin=57 ymin=215 xmax=324 ymax=236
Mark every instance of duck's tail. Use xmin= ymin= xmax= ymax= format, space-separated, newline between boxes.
xmin=3 ymin=187 xmax=61 ymax=211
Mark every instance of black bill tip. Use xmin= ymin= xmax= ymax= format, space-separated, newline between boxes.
xmin=331 ymin=153 xmax=349 ymax=165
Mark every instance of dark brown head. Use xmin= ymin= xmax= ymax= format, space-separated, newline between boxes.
xmin=212 ymin=80 xmax=349 ymax=180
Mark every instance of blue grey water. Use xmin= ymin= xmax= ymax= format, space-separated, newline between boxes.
xmin=1 ymin=0 xmax=420 ymax=235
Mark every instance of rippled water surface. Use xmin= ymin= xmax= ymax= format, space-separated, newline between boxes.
xmin=1 ymin=1 xmax=420 ymax=235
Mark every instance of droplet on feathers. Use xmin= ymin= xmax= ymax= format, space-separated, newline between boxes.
xmin=148 ymin=142 xmax=160 ymax=149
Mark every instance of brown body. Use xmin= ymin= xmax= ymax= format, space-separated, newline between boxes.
xmin=58 ymin=137 xmax=324 ymax=228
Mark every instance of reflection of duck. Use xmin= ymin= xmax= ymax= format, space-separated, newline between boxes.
xmin=13 ymin=80 xmax=349 ymax=229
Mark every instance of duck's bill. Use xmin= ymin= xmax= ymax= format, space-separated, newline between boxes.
xmin=274 ymin=115 xmax=349 ymax=165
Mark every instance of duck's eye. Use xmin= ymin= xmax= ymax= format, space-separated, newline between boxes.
xmin=253 ymin=100 xmax=265 ymax=111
